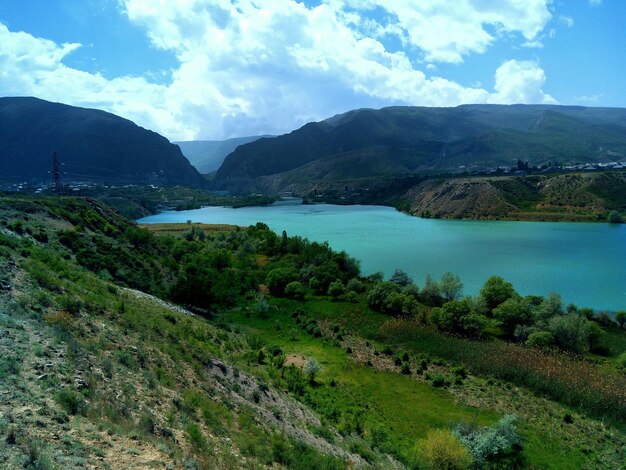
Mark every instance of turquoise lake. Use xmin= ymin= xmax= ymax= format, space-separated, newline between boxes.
xmin=138 ymin=202 xmax=626 ymax=312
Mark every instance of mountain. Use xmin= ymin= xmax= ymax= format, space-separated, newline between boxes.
xmin=0 ymin=97 xmax=207 ymax=187
xmin=213 ymin=104 xmax=626 ymax=193
xmin=175 ymin=135 xmax=269 ymax=174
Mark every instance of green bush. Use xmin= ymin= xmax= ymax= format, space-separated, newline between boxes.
xmin=284 ymin=281 xmax=306 ymax=299
xmin=617 ymin=352 xmax=626 ymax=370
xmin=346 ymin=278 xmax=365 ymax=293
xmin=327 ymin=280 xmax=344 ymax=301
xmin=453 ymin=415 xmax=521 ymax=467
xmin=415 ymin=429 xmax=472 ymax=470
xmin=525 ymin=330 xmax=554 ymax=349
xmin=265 ymin=268 xmax=298 ymax=296
xmin=54 ymin=390 xmax=85 ymax=416
xmin=480 ymin=276 xmax=516 ymax=312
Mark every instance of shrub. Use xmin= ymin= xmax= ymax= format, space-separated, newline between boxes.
xmin=415 ymin=429 xmax=472 ymax=470
xmin=346 ymin=278 xmax=365 ymax=293
xmin=265 ymin=268 xmax=298 ymax=296
xmin=345 ymin=291 xmax=358 ymax=303
xmin=431 ymin=374 xmax=450 ymax=388
xmin=617 ymin=352 xmax=626 ymax=370
xmin=453 ymin=415 xmax=521 ymax=467
xmin=493 ymin=298 xmax=533 ymax=337
xmin=327 ymin=280 xmax=344 ymax=301
xmin=548 ymin=314 xmax=591 ymax=353
xmin=54 ymin=390 xmax=85 ymax=416
xmin=303 ymin=357 xmax=322 ymax=384
xmin=525 ymin=331 xmax=554 ymax=349
xmin=366 ymin=282 xmax=401 ymax=311
xmin=284 ymin=281 xmax=306 ymax=300
xmin=430 ymin=299 xmax=486 ymax=337
xmin=253 ymin=295 xmax=269 ymax=319
xmin=607 ymin=210 xmax=623 ymax=223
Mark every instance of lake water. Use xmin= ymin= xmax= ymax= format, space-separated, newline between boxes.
xmin=138 ymin=202 xmax=626 ymax=312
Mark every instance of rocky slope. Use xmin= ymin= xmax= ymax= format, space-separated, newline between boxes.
xmin=402 ymin=171 xmax=626 ymax=221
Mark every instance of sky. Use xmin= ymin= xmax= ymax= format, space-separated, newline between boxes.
xmin=0 ymin=0 xmax=624 ymax=141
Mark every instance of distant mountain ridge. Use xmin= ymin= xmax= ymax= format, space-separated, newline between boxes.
xmin=213 ymin=104 xmax=626 ymax=193
xmin=0 ymin=97 xmax=207 ymax=187
xmin=176 ymin=136 xmax=270 ymax=174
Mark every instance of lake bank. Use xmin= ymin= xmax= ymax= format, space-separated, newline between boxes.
xmin=138 ymin=203 xmax=626 ymax=311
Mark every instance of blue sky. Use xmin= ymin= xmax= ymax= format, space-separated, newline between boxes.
xmin=0 ymin=0 xmax=623 ymax=140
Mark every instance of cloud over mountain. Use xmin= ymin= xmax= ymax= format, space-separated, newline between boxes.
xmin=0 ymin=1 xmax=559 ymax=140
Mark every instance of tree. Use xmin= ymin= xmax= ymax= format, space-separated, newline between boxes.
xmin=284 ymin=281 xmax=306 ymax=300
xmin=607 ymin=210 xmax=623 ymax=224
xmin=525 ymin=330 xmax=554 ymax=349
xmin=431 ymin=298 xmax=486 ymax=337
xmin=440 ymin=272 xmax=463 ymax=301
xmin=367 ymin=282 xmax=401 ymax=311
xmin=492 ymin=298 xmax=533 ymax=337
xmin=327 ymin=279 xmax=344 ymax=301
xmin=480 ymin=276 xmax=516 ymax=312
xmin=535 ymin=292 xmax=563 ymax=326
xmin=346 ymin=278 xmax=365 ymax=293
xmin=390 ymin=269 xmax=413 ymax=287
xmin=303 ymin=357 xmax=321 ymax=384
xmin=421 ymin=275 xmax=443 ymax=306
xmin=265 ymin=268 xmax=298 ymax=296
xmin=616 ymin=311 xmax=626 ymax=329
xmin=547 ymin=314 xmax=591 ymax=353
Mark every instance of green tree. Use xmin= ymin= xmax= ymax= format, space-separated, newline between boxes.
xmin=431 ymin=298 xmax=486 ymax=337
xmin=327 ymin=279 xmax=345 ymax=301
xmin=367 ymin=282 xmax=401 ymax=312
xmin=303 ymin=357 xmax=321 ymax=384
xmin=525 ymin=330 xmax=554 ymax=349
xmin=607 ymin=210 xmax=623 ymax=223
xmin=535 ymin=292 xmax=563 ymax=326
xmin=265 ymin=268 xmax=298 ymax=296
xmin=390 ymin=269 xmax=413 ymax=287
xmin=493 ymin=298 xmax=533 ymax=337
xmin=284 ymin=281 xmax=306 ymax=300
xmin=616 ymin=311 xmax=626 ymax=329
xmin=480 ymin=276 xmax=516 ymax=312
xmin=548 ymin=314 xmax=591 ymax=353
xmin=421 ymin=274 xmax=443 ymax=306
xmin=440 ymin=272 xmax=463 ymax=301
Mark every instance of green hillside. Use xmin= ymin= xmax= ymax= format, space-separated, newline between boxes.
xmin=213 ymin=105 xmax=626 ymax=193
xmin=1 ymin=195 xmax=624 ymax=468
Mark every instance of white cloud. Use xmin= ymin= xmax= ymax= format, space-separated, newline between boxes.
xmin=588 ymin=0 xmax=602 ymax=5
xmin=559 ymin=16 xmax=574 ymax=28
xmin=489 ymin=60 xmax=557 ymax=105
xmin=574 ymin=94 xmax=602 ymax=104
xmin=0 ymin=1 xmax=558 ymax=140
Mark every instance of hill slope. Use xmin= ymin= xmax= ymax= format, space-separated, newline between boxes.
xmin=402 ymin=171 xmax=626 ymax=221
xmin=0 ymin=97 xmax=206 ymax=187
xmin=176 ymin=136 xmax=269 ymax=174
xmin=214 ymin=105 xmax=626 ymax=193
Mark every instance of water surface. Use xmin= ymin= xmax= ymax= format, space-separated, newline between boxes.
xmin=138 ymin=203 xmax=626 ymax=311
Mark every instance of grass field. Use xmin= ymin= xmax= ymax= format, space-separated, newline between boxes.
xmin=223 ymin=298 xmax=624 ymax=468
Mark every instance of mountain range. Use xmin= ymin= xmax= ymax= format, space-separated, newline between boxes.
xmin=0 ymin=97 xmax=206 ymax=188
xmin=175 ymin=136 xmax=269 ymax=174
xmin=213 ymin=104 xmax=626 ymax=193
